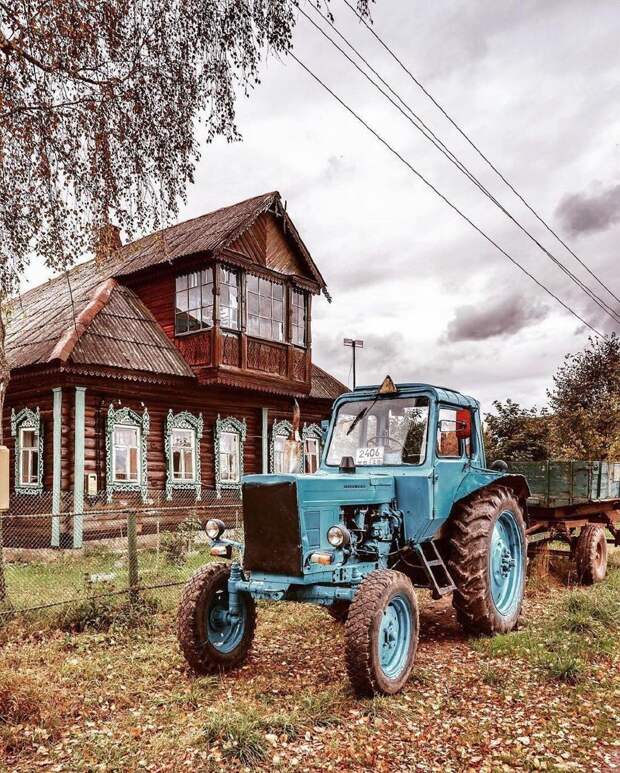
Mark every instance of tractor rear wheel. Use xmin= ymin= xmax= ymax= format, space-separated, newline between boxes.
xmin=575 ymin=525 xmax=607 ymax=585
xmin=344 ymin=569 xmax=419 ymax=697
xmin=448 ymin=485 xmax=526 ymax=636
xmin=177 ymin=563 xmax=256 ymax=674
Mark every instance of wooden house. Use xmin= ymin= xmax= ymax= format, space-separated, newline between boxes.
xmin=3 ymin=192 xmax=347 ymax=547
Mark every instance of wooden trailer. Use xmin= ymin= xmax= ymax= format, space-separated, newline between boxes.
xmin=511 ymin=461 xmax=620 ymax=583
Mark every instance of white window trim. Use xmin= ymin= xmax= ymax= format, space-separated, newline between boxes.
xmin=171 ymin=427 xmax=197 ymax=483
xmin=19 ymin=425 xmax=40 ymax=487
xmin=106 ymin=404 xmax=150 ymax=502
xmin=164 ymin=410 xmax=203 ymax=500
xmin=214 ymin=416 xmax=247 ymax=494
xmin=11 ymin=407 xmax=44 ymax=495
xmin=112 ymin=423 xmax=142 ymax=484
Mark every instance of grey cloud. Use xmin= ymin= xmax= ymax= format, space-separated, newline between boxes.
xmin=442 ymin=295 xmax=548 ymax=343
xmin=556 ymin=183 xmax=620 ymax=236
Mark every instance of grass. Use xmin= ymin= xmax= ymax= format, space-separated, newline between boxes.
xmin=1 ymin=542 xmax=217 ymax=628
xmin=476 ymin=563 xmax=620 ymax=683
xmin=0 ymin=550 xmax=619 ymax=770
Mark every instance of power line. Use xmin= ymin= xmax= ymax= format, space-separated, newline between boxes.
xmin=287 ymin=51 xmax=603 ymax=337
xmin=341 ymin=0 xmax=620 ymax=309
xmin=300 ymin=3 xmax=620 ymax=327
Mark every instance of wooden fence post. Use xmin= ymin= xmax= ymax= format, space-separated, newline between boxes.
xmin=127 ymin=512 xmax=139 ymax=604
xmin=0 ymin=514 xmax=6 ymax=605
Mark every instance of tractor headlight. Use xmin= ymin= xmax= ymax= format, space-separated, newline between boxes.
xmin=205 ymin=519 xmax=225 ymax=540
xmin=327 ymin=525 xmax=350 ymax=548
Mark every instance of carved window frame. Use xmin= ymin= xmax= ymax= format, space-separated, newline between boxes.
xmin=165 ymin=410 xmax=203 ymax=500
xmin=106 ymin=404 xmax=150 ymax=502
xmin=270 ymin=419 xmax=295 ymax=473
xmin=214 ymin=416 xmax=247 ymax=493
xmin=11 ymin=407 xmax=44 ymax=495
xmin=302 ymin=422 xmax=324 ymax=473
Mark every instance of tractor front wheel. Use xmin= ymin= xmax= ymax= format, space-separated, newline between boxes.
xmin=177 ymin=563 xmax=256 ymax=674
xmin=448 ymin=485 xmax=526 ymax=635
xmin=344 ymin=569 xmax=419 ymax=697
xmin=575 ymin=524 xmax=607 ymax=585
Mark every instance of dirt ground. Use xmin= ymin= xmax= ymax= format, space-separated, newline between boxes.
xmin=1 ymin=560 xmax=619 ymax=772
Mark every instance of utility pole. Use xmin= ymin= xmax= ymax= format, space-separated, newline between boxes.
xmin=344 ymin=338 xmax=364 ymax=389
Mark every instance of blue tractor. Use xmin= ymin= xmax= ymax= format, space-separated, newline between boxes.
xmin=178 ymin=377 xmax=529 ymax=696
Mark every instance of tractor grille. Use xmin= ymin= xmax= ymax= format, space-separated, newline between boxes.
xmin=242 ymin=481 xmax=303 ymax=576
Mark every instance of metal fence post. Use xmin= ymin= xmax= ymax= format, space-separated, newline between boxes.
xmin=127 ymin=512 xmax=139 ymax=603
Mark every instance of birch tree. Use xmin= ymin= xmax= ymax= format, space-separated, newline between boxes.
xmin=0 ymin=0 xmax=371 ymax=604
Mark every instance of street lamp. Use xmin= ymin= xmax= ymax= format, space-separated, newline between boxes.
xmin=344 ymin=338 xmax=364 ymax=389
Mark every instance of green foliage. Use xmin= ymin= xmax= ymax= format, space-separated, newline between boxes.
xmin=58 ymin=593 xmax=159 ymax=633
xmin=486 ymin=334 xmax=620 ymax=462
xmin=547 ymin=333 xmax=620 ymax=460
xmin=484 ymin=398 xmax=552 ymax=463
xmin=160 ymin=517 xmax=203 ymax=566
xmin=0 ymin=0 xmax=371 ymax=288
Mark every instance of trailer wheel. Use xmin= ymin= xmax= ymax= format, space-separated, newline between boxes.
xmin=448 ymin=485 xmax=526 ymax=636
xmin=327 ymin=600 xmax=350 ymax=623
xmin=575 ymin=525 xmax=607 ymax=585
xmin=344 ymin=569 xmax=419 ymax=697
xmin=177 ymin=563 xmax=256 ymax=674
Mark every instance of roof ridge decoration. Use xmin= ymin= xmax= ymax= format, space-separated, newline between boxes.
xmin=48 ymin=277 xmax=118 ymax=363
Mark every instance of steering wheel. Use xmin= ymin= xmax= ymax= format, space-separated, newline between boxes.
xmin=366 ymin=434 xmax=404 ymax=454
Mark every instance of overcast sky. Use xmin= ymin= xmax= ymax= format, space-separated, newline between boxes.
xmin=24 ymin=0 xmax=620 ymax=414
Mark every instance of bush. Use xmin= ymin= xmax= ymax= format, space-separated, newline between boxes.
xmin=160 ymin=517 xmax=204 ymax=566
xmin=58 ymin=593 xmax=159 ymax=633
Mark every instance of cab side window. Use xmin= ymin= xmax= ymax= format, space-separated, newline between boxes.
xmin=436 ymin=407 xmax=472 ymax=458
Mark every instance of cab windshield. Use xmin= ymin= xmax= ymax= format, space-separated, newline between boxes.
xmin=325 ymin=396 xmax=430 ymax=467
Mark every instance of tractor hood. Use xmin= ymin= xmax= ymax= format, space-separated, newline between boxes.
xmin=242 ymin=471 xmax=396 ymax=507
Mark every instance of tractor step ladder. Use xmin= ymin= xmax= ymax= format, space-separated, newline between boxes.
xmin=412 ymin=541 xmax=456 ymax=600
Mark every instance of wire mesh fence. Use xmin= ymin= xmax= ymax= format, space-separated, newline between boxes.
xmin=0 ymin=488 xmax=242 ymax=626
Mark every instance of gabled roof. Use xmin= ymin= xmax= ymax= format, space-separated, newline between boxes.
xmin=6 ymin=192 xmax=326 ymax=373
xmin=115 ymin=190 xmax=326 ymax=289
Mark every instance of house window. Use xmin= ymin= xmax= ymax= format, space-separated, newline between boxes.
xmin=219 ymin=432 xmax=240 ymax=483
xmin=246 ymin=275 xmax=284 ymax=342
xmin=165 ymin=410 xmax=203 ymax=500
xmin=11 ymin=407 xmax=43 ymax=494
xmin=171 ymin=428 xmax=195 ymax=480
xmin=19 ymin=427 xmax=40 ymax=486
xmin=291 ymin=290 xmax=306 ymax=347
xmin=175 ymin=269 xmax=214 ymax=334
xmin=214 ymin=416 xmax=247 ymax=493
xmin=304 ymin=437 xmax=320 ymax=473
xmin=106 ymin=405 xmax=150 ymax=501
xmin=113 ymin=425 xmax=141 ymax=482
xmin=302 ymin=423 xmax=324 ymax=474
xmin=273 ymin=434 xmax=287 ymax=474
xmin=270 ymin=419 xmax=297 ymax=473
xmin=219 ymin=266 xmax=240 ymax=330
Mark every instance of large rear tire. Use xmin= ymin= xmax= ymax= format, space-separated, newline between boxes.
xmin=344 ymin=569 xmax=419 ymax=697
xmin=448 ymin=485 xmax=526 ymax=635
xmin=177 ymin=563 xmax=256 ymax=674
xmin=575 ymin=525 xmax=607 ymax=585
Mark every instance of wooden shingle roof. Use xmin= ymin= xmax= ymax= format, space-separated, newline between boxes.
xmin=5 ymin=192 xmax=342 ymax=396
xmin=309 ymin=365 xmax=348 ymax=400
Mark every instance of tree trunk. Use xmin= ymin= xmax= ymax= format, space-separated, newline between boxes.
xmin=0 ymin=304 xmax=10 ymax=605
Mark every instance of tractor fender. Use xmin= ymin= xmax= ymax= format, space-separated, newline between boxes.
xmin=452 ymin=471 xmax=531 ymax=521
